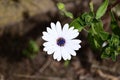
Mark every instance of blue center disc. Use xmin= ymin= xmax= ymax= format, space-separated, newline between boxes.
xmin=57 ymin=37 xmax=66 ymax=46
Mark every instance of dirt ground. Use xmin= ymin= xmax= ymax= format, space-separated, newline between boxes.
xmin=0 ymin=0 xmax=120 ymax=80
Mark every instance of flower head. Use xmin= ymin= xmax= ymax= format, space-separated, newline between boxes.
xmin=42 ymin=21 xmax=81 ymax=61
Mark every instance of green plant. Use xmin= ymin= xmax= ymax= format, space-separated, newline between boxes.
xmin=57 ymin=0 xmax=120 ymax=61
xmin=22 ymin=40 xmax=39 ymax=59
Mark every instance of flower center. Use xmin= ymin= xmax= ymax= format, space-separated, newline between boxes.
xmin=57 ymin=37 xmax=66 ymax=46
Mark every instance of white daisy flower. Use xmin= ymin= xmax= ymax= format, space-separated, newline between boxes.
xmin=42 ymin=21 xmax=81 ymax=61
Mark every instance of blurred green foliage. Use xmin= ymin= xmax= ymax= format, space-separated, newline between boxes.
xmin=96 ymin=0 xmax=109 ymax=19
xmin=22 ymin=40 xmax=39 ymax=59
xmin=64 ymin=60 xmax=70 ymax=67
xmin=68 ymin=0 xmax=120 ymax=61
xmin=57 ymin=2 xmax=73 ymax=19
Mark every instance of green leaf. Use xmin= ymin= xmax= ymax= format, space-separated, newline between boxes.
xmin=22 ymin=40 xmax=39 ymax=59
xmin=93 ymin=20 xmax=104 ymax=32
xmin=89 ymin=21 xmax=104 ymax=35
xmin=88 ymin=20 xmax=107 ymax=49
xmin=64 ymin=11 xmax=74 ymax=19
xmin=77 ymin=12 xmax=94 ymax=26
xmin=101 ymin=52 xmax=109 ymax=59
xmin=29 ymin=40 xmax=39 ymax=52
xmin=91 ymin=24 xmax=97 ymax=35
xmin=101 ymin=46 xmax=111 ymax=59
xmin=88 ymin=32 xmax=102 ymax=49
xmin=85 ymin=14 xmax=94 ymax=24
xmin=111 ymin=52 xmax=116 ymax=61
xmin=57 ymin=2 xmax=65 ymax=10
xmin=64 ymin=60 xmax=70 ymax=67
xmin=70 ymin=18 xmax=84 ymax=31
xmin=108 ymin=34 xmax=119 ymax=47
xmin=101 ymin=34 xmax=120 ymax=61
xmin=57 ymin=2 xmax=73 ymax=19
xmin=117 ymin=46 xmax=120 ymax=52
xmin=99 ymin=31 xmax=109 ymax=40
xmin=96 ymin=0 xmax=109 ymax=19
xmin=89 ymin=1 xmax=94 ymax=12
xmin=94 ymin=38 xmax=101 ymax=48
xmin=110 ymin=11 xmax=120 ymax=36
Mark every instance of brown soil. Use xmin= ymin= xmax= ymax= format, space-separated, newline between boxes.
xmin=0 ymin=0 xmax=120 ymax=80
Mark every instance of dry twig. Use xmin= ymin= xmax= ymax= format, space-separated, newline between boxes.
xmin=0 ymin=74 xmax=4 ymax=80
xmin=39 ymin=57 xmax=52 ymax=73
xmin=14 ymin=74 xmax=67 ymax=80
xmin=97 ymin=69 xmax=120 ymax=80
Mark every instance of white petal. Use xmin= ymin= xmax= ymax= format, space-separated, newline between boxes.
xmin=44 ymin=45 xmax=58 ymax=55
xmin=72 ymin=45 xmax=81 ymax=50
xmin=51 ymin=22 xmax=56 ymax=30
xmin=42 ymin=32 xmax=51 ymax=41
xmin=43 ymin=46 xmax=53 ymax=52
xmin=67 ymin=47 xmax=77 ymax=56
xmin=68 ymin=30 xmax=79 ymax=39
xmin=63 ymin=23 xmax=69 ymax=32
xmin=43 ymin=47 xmax=47 ymax=51
xmin=47 ymin=27 xmax=56 ymax=36
xmin=42 ymin=32 xmax=48 ymax=36
xmin=42 ymin=35 xmax=54 ymax=42
xmin=56 ymin=53 xmax=62 ymax=61
xmin=56 ymin=21 xmax=62 ymax=36
xmin=47 ymin=48 xmax=55 ymax=55
xmin=61 ymin=47 xmax=71 ymax=60
xmin=50 ymin=22 xmax=59 ymax=38
xmin=43 ymin=27 xmax=57 ymax=39
xmin=42 ymin=31 xmax=57 ymax=42
xmin=47 ymin=27 xmax=52 ymax=34
xmin=53 ymin=52 xmax=57 ymax=59
xmin=74 ymin=45 xmax=81 ymax=50
xmin=68 ymin=39 xmax=82 ymax=44
xmin=65 ymin=44 xmax=77 ymax=56
xmin=102 ymin=42 xmax=108 ymax=47
xmin=43 ymin=42 xmax=56 ymax=50
xmin=53 ymin=48 xmax=61 ymax=60
xmin=56 ymin=21 xmax=62 ymax=31
xmin=66 ymin=41 xmax=81 ymax=50
xmin=43 ymin=42 xmax=51 ymax=46
xmin=62 ymin=23 xmax=69 ymax=36
xmin=63 ymin=27 xmax=79 ymax=40
xmin=70 ymin=50 xmax=76 ymax=56
xmin=69 ymin=27 xmax=74 ymax=30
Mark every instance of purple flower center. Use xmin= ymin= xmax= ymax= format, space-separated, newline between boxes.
xmin=57 ymin=37 xmax=66 ymax=46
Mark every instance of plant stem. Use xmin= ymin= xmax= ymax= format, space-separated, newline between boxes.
xmin=107 ymin=0 xmax=120 ymax=12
